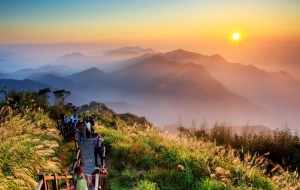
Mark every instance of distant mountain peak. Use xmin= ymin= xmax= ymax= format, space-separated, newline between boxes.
xmin=55 ymin=52 xmax=85 ymax=62
xmin=84 ymin=67 xmax=105 ymax=73
xmin=102 ymin=50 xmax=140 ymax=57
xmin=115 ymin=46 xmax=158 ymax=54
xmin=144 ymin=54 xmax=168 ymax=62
xmin=67 ymin=67 xmax=105 ymax=78
xmin=67 ymin=52 xmax=84 ymax=57
xmin=176 ymin=48 xmax=187 ymax=52
xmin=165 ymin=49 xmax=204 ymax=56
xmin=210 ymin=54 xmax=227 ymax=62
xmin=169 ymin=49 xmax=188 ymax=53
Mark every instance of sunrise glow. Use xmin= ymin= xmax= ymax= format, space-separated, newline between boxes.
xmin=232 ymin=33 xmax=240 ymax=41
xmin=0 ymin=0 xmax=299 ymax=76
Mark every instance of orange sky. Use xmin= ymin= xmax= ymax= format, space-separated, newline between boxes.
xmin=0 ymin=0 xmax=299 ymax=76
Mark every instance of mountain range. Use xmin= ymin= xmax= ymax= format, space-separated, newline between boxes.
xmin=51 ymin=46 xmax=158 ymax=72
xmin=1 ymin=47 xmax=299 ymax=129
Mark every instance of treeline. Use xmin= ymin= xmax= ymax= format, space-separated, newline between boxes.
xmin=178 ymin=121 xmax=300 ymax=171
xmin=0 ymin=86 xmax=77 ymax=121
xmin=77 ymin=101 xmax=153 ymax=128
xmin=0 ymin=86 xmax=152 ymax=131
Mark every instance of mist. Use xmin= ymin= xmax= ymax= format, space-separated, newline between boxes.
xmin=0 ymin=45 xmax=299 ymax=132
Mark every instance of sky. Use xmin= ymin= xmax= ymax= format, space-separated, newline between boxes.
xmin=0 ymin=0 xmax=300 ymax=76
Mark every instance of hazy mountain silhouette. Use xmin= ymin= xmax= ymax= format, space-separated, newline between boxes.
xmin=87 ymin=46 xmax=157 ymax=57
xmin=66 ymin=67 xmax=106 ymax=85
xmin=116 ymin=46 xmax=158 ymax=54
xmin=52 ymin=47 xmax=157 ymax=72
xmin=0 ymin=79 xmax=52 ymax=92
xmin=26 ymin=71 xmax=62 ymax=81
xmin=70 ymin=54 xmax=271 ymax=126
xmin=35 ymin=74 xmax=86 ymax=91
xmin=161 ymin=49 xmax=300 ymax=127
xmin=101 ymin=50 xmax=139 ymax=59
xmin=38 ymin=65 xmax=74 ymax=76
xmin=5 ymin=47 xmax=298 ymax=128
xmin=162 ymin=49 xmax=228 ymax=71
xmin=55 ymin=53 xmax=85 ymax=62
xmin=0 ymin=65 xmax=73 ymax=80
xmin=52 ymin=53 xmax=95 ymax=71
xmin=110 ymin=53 xmax=157 ymax=71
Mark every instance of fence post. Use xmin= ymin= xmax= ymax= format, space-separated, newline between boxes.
xmin=74 ymin=138 xmax=78 ymax=152
xmin=51 ymin=173 xmax=59 ymax=190
xmin=102 ymin=146 xmax=106 ymax=167
xmin=38 ymin=172 xmax=47 ymax=190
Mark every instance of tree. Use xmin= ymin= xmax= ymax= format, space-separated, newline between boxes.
xmin=34 ymin=88 xmax=51 ymax=110
xmin=89 ymin=101 xmax=101 ymax=107
xmin=0 ymin=86 xmax=7 ymax=105
xmin=53 ymin=89 xmax=71 ymax=107
xmin=0 ymin=86 xmax=6 ymax=94
xmin=38 ymin=88 xmax=51 ymax=98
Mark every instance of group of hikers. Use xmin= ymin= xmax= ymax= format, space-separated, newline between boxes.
xmin=56 ymin=112 xmax=95 ymax=141
xmin=57 ymin=112 xmax=108 ymax=189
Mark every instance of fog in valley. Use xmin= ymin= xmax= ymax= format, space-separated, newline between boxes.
xmin=1 ymin=44 xmax=299 ymax=131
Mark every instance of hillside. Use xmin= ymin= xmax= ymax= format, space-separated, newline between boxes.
xmin=1 ymin=98 xmax=300 ymax=189
xmin=0 ymin=110 xmax=65 ymax=189
xmin=90 ymin=107 xmax=300 ymax=189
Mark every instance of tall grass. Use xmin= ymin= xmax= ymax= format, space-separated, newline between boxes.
xmin=90 ymin=112 xmax=300 ymax=189
xmin=0 ymin=109 xmax=64 ymax=189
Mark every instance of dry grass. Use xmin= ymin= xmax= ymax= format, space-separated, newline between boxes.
xmin=98 ymin=120 xmax=300 ymax=189
xmin=0 ymin=109 xmax=64 ymax=189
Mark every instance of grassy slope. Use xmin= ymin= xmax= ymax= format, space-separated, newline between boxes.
xmin=1 ymin=105 xmax=299 ymax=189
xmin=93 ymin=122 xmax=300 ymax=190
xmin=0 ymin=110 xmax=64 ymax=189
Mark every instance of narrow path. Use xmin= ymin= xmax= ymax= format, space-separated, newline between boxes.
xmin=79 ymin=139 xmax=96 ymax=174
xmin=78 ymin=139 xmax=99 ymax=190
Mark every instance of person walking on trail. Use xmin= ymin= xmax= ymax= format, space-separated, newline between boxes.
xmin=89 ymin=117 xmax=95 ymax=137
xmin=77 ymin=120 xmax=86 ymax=143
xmin=91 ymin=133 xmax=104 ymax=166
xmin=85 ymin=119 xmax=91 ymax=140
xmin=74 ymin=166 xmax=88 ymax=190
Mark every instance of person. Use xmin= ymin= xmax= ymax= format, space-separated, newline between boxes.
xmin=77 ymin=120 xmax=85 ymax=143
xmin=74 ymin=166 xmax=88 ymax=190
xmin=91 ymin=133 xmax=104 ymax=166
xmin=89 ymin=117 xmax=95 ymax=137
xmin=85 ymin=119 xmax=91 ymax=140
xmin=57 ymin=118 xmax=62 ymax=131
xmin=64 ymin=116 xmax=69 ymax=125
xmin=60 ymin=112 xmax=65 ymax=123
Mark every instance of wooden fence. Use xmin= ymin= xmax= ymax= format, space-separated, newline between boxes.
xmin=36 ymin=138 xmax=107 ymax=190
xmin=36 ymin=171 xmax=106 ymax=190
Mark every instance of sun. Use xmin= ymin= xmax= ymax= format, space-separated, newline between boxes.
xmin=232 ymin=33 xmax=240 ymax=41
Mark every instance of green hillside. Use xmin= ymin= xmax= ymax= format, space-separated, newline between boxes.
xmin=91 ymin=108 xmax=300 ymax=189
xmin=0 ymin=88 xmax=299 ymax=189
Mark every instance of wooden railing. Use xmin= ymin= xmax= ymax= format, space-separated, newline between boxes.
xmin=36 ymin=139 xmax=107 ymax=190
xmin=36 ymin=171 xmax=106 ymax=190
xmin=72 ymin=140 xmax=81 ymax=175
xmin=36 ymin=172 xmax=73 ymax=190
xmin=36 ymin=117 xmax=108 ymax=190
